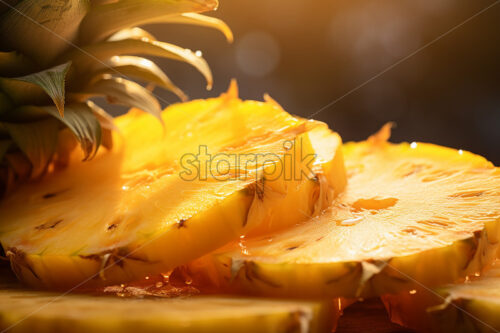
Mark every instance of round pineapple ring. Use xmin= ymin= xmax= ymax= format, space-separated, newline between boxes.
xmin=217 ymin=136 xmax=500 ymax=298
xmin=0 ymin=89 xmax=346 ymax=290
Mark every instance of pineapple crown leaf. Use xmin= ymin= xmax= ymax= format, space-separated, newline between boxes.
xmin=108 ymin=27 xmax=157 ymax=42
xmin=43 ymin=103 xmax=102 ymax=161
xmin=87 ymin=100 xmax=115 ymax=150
xmin=165 ymin=13 xmax=233 ymax=43
xmin=80 ymin=0 xmax=218 ymax=44
xmin=0 ymin=51 xmax=37 ymax=77
xmin=81 ymin=76 xmax=163 ymax=124
xmin=3 ymin=118 xmax=59 ymax=178
xmin=86 ymin=100 xmax=117 ymax=132
xmin=1 ymin=105 xmax=50 ymax=124
xmin=97 ymin=56 xmax=188 ymax=101
xmin=0 ymin=0 xmax=229 ymax=190
xmin=14 ymin=62 xmax=72 ymax=118
xmin=63 ymin=38 xmax=213 ymax=90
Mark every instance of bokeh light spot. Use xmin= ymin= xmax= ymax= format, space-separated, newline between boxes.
xmin=236 ymin=31 xmax=281 ymax=77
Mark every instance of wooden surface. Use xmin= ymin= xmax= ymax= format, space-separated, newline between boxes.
xmin=337 ymin=299 xmax=414 ymax=333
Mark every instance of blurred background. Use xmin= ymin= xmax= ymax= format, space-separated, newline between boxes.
xmin=107 ymin=0 xmax=500 ymax=164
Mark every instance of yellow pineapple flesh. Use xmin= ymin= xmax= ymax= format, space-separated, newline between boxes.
xmin=0 ymin=84 xmax=346 ymax=289
xmin=0 ymin=270 xmax=336 ymax=333
xmin=207 ymin=126 xmax=500 ymax=298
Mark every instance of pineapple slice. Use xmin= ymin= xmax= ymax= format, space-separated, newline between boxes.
xmin=209 ymin=126 xmax=500 ymax=298
xmin=0 ymin=84 xmax=346 ymax=289
xmin=383 ymin=261 xmax=500 ymax=332
xmin=0 ymin=280 xmax=335 ymax=333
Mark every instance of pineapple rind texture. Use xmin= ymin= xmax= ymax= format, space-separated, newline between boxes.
xmin=0 ymin=91 xmax=346 ymax=289
xmin=210 ymin=139 xmax=500 ymax=298
xmin=0 ymin=0 xmax=230 ymax=192
xmin=0 ymin=280 xmax=335 ymax=333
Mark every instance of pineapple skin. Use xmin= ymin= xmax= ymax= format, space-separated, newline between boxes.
xmin=208 ymin=140 xmax=500 ymax=299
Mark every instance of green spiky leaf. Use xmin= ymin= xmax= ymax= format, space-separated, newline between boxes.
xmin=0 ymin=62 xmax=71 ymax=117
xmin=0 ymin=51 xmax=37 ymax=77
xmin=164 ymin=13 xmax=233 ymax=42
xmin=43 ymin=103 xmax=102 ymax=160
xmin=0 ymin=105 xmax=48 ymax=123
xmin=86 ymin=101 xmax=115 ymax=149
xmin=3 ymin=118 xmax=59 ymax=178
xmin=86 ymin=101 xmax=116 ymax=131
xmin=15 ymin=62 xmax=71 ymax=117
xmin=94 ymin=56 xmax=187 ymax=101
xmin=108 ymin=27 xmax=157 ymax=42
xmin=0 ymin=78 xmax=50 ymax=108
xmin=0 ymin=0 xmax=89 ymax=66
xmin=63 ymin=38 xmax=213 ymax=89
xmin=81 ymin=76 xmax=162 ymax=121
xmin=81 ymin=0 xmax=218 ymax=43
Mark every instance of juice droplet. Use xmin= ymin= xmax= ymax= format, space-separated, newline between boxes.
xmin=161 ymin=270 xmax=173 ymax=283
xmin=238 ymin=235 xmax=249 ymax=255
xmin=340 ymin=216 xmax=363 ymax=226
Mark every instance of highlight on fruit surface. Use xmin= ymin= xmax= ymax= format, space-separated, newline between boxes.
xmin=383 ymin=260 xmax=500 ymax=333
xmin=0 ymin=0 xmax=232 ymax=194
xmin=0 ymin=84 xmax=346 ymax=290
xmin=205 ymin=125 xmax=500 ymax=298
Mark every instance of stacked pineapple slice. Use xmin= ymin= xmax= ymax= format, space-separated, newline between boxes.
xmin=0 ymin=83 xmax=346 ymax=289
xmin=1 ymin=100 xmax=498 ymax=331
xmin=204 ymin=126 xmax=500 ymax=299
xmin=1 ymin=2 xmax=500 ymax=332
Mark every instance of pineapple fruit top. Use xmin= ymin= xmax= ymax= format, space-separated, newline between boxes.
xmin=209 ymin=126 xmax=500 ymax=298
xmin=0 ymin=85 xmax=346 ymax=289
xmin=0 ymin=0 xmax=232 ymax=193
